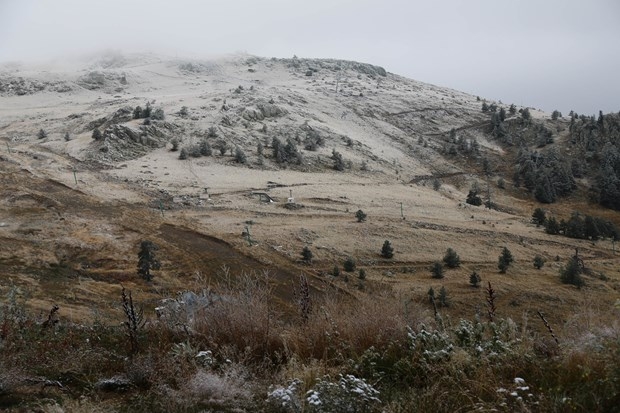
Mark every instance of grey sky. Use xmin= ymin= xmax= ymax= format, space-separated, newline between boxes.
xmin=1 ymin=0 xmax=618 ymax=115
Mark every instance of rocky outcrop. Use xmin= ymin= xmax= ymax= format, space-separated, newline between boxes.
xmin=240 ymin=102 xmax=287 ymax=121
xmin=0 ymin=76 xmax=73 ymax=96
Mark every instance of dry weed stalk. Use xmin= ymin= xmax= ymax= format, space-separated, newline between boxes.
xmin=486 ymin=282 xmax=496 ymax=323
xmin=537 ymin=310 xmax=560 ymax=346
xmin=293 ymin=273 xmax=312 ymax=323
xmin=121 ymin=286 xmax=145 ymax=355
xmin=41 ymin=304 xmax=59 ymax=329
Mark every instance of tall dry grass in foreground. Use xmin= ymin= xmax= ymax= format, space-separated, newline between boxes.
xmin=1 ymin=274 xmax=619 ymax=412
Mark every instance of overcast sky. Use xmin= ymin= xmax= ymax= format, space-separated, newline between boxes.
xmin=1 ymin=0 xmax=618 ymax=115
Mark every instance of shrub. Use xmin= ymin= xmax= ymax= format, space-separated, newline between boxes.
xmin=381 ymin=240 xmax=394 ymax=259
xmin=532 ymin=208 xmax=546 ymax=226
xmin=332 ymin=266 xmax=340 ymax=277
xmin=64 ymin=132 xmax=71 ymax=141
xmin=358 ymin=269 xmax=366 ymax=280
xmin=151 ymin=108 xmax=165 ymax=120
xmin=133 ymin=106 xmax=143 ymax=119
xmin=443 ymin=248 xmax=461 ymax=268
xmin=332 ymin=149 xmax=345 ymax=171
xmin=355 ymin=209 xmax=367 ymax=222
xmin=498 ymin=247 xmax=514 ymax=273
xmin=466 ymin=190 xmax=482 ymax=206
xmin=343 ymin=257 xmax=356 ymax=272
xmin=301 ymin=246 xmax=313 ymax=264
xmin=306 ymin=375 xmax=381 ymax=413
xmin=433 ymin=179 xmax=441 ymax=191
xmin=92 ymin=128 xmax=103 ymax=140
xmin=560 ymin=255 xmax=584 ymax=288
xmin=533 ymin=255 xmax=545 ymax=269
xmin=234 ymin=147 xmax=247 ymax=164
xmin=179 ymin=147 xmax=188 ymax=160
xmin=170 ymin=138 xmax=179 ymax=151
xmin=431 ymin=262 xmax=444 ymax=279
xmin=199 ymin=140 xmax=212 ymax=156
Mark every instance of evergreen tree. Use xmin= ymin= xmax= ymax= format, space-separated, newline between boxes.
xmin=438 ymin=286 xmax=449 ymax=307
xmin=443 ymin=248 xmax=461 ymax=268
xmin=381 ymin=240 xmax=394 ymax=259
xmin=133 ymin=106 xmax=143 ymax=119
xmin=545 ymin=216 xmax=560 ymax=235
xmin=466 ymin=190 xmax=482 ymax=206
xmin=560 ymin=255 xmax=584 ymax=288
xmin=92 ymin=128 xmax=103 ymax=140
xmin=207 ymin=126 xmax=219 ymax=138
xmin=37 ymin=129 xmax=48 ymax=139
xmin=234 ymin=146 xmax=247 ymax=164
xmin=469 ymin=271 xmax=481 ymax=287
xmin=355 ymin=209 xmax=367 ymax=222
xmin=301 ymin=246 xmax=313 ymax=264
xmin=532 ymin=208 xmax=546 ymax=226
xmin=343 ymin=257 xmax=356 ymax=272
xmin=178 ymin=147 xmax=189 ymax=160
xmin=498 ymin=247 xmax=514 ymax=273
xmin=533 ymin=255 xmax=545 ymax=269
xmin=64 ymin=132 xmax=71 ymax=141
xmin=201 ymin=140 xmax=213 ymax=157
xmin=137 ymin=240 xmax=160 ymax=282
xmin=509 ymin=104 xmax=517 ymax=115
xmin=332 ymin=149 xmax=345 ymax=171
xmin=431 ymin=261 xmax=444 ymax=279
xmin=358 ymin=269 xmax=366 ymax=280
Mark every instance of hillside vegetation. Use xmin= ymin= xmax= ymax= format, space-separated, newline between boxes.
xmin=0 ymin=52 xmax=618 ymax=412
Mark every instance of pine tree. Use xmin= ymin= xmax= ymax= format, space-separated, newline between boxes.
xmin=469 ymin=271 xmax=481 ymax=287
xmin=438 ymin=286 xmax=449 ymax=307
xmin=37 ymin=129 xmax=48 ymax=139
xmin=332 ymin=149 xmax=345 ymax=171
xmin=178 ymin=147 xmax=189 ymax=160
xmin=343 ymin=257 xmax=356 ymax=272
xmin=498 ymin=247 xmax=514 ymax=273
xmin=234 ymin=147 xmax=247 ymax=164
xmin=355 ymin=209 xmax=367 ymax=222
xmin=64 ymin=132 xmax=71 ymax=141
xmin=137 ymin=240 xmax=160 ymax=282
xmin=560 ymin=254 xmax=584 ymax=288
xmin=92 ymin=128 xmax=103 ymax=140
xmin=381 ymin=240 xmax=394 ymax=259
xmin=301 ymin=246 xmax=313 ymax=264
xmin=443 ymin=248 xmax=461 ymax=268
xmin=533 ymin=255 xmax=545 ymax=269
xmin=431 ymin=261 xmax=444 ymax=279
xmin=532 ymin=208 xmax=546 ymax=226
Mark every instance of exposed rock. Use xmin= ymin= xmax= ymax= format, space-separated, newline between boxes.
xmin=96 ymin=376 xmax=131 ymax=392
xmin=77 ymin=71 xmax=126 ymax=91
xmin=87 ymin=124 xmax=171 ymax=163
xmin=240 ymin=101 xmax=287 ymax=121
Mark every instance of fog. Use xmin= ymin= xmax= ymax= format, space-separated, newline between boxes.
xmin=1 ymin=0 xmax=618 ymax=115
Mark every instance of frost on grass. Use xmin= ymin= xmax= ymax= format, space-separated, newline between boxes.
xmin=306 ymin=375 xmax=381 ymax=413
xmin=268 ymin=375 xmax=381 ymax=413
